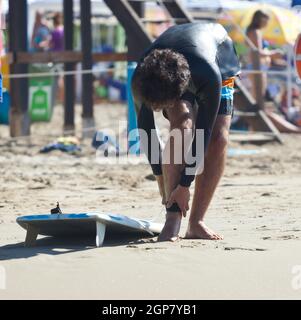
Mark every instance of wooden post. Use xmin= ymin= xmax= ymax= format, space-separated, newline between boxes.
xmin=251 ymin=49 xmax=265 ymax=110
xmin=63 ymin=0 xmax=75 ymax=131
xmin=80 ymin=0 xmax=94 ymax=137
xmin=128 ymin=1 xmax=144 ymax=60
xmin=163 ymin=0 xmax=193 ymax=23
xmin=8 ymin=0 xmax=30 ymax=137
xmin=103 ymin=0 xmax=152 ymax=61
xmin=129 ymin=1 xmax=145 ymax=17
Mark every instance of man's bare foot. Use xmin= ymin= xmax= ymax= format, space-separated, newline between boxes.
xmin=157 ymin=212 xmax=182 ymax=242
xmin=185 ymin=221 xmax=223 ymax=240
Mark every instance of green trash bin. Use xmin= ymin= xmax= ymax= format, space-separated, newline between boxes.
xmin=29 ymin=64 xmax=55 ymax=122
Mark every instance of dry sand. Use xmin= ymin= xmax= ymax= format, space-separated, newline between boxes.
xmin=0 ymin=103 xmax=301 ymax=300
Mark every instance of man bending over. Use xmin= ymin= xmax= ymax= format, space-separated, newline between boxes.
xmin=131 ymin=22 xmax=241 ymax=241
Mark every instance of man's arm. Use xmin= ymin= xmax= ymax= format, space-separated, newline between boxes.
xmin=166 ymin=69 xmax=221 ymax=214
xmin=137 ymin=104 xmax=163 ymax=176
xmin=132 ymin=69 xmax=166 ymax=202
xmin=134 ymin=101 xmax=167 ymax=204
xmin=179 ymin=67 xmax=222 ymax=188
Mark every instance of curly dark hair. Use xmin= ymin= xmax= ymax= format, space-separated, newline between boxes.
xmin=132 ymin=49 xmax=191 ymax=110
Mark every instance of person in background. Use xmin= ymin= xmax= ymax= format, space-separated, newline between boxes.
xmin=31 ymin=11 xmax=51 ymax=52
xmin=50 ymin=12 xmax=64 ymax=103
xmin=246 ymin=10 xmax=284 ymax=97
xmin=50 ymin=12 xmax=64 ymax=52
xmin=246 ymin=10 xmax=300 ymax=134
xmin=280 ymin=86 xmax=301 ymax=128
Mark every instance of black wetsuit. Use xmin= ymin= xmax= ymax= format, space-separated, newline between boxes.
xmin=132 ymin=22 xmax=241 ymax=189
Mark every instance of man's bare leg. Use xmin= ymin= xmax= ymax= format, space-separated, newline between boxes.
xmin=158 ymin=101 xmax=195 ymax=242
xmin=158 ymin=163 xmax=183 ymax=242
xmin=186 ymin=115 xmax=232 ymax=240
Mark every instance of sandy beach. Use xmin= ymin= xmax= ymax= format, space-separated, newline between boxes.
xmin=0 ymin=103 xmax=301 ymax=300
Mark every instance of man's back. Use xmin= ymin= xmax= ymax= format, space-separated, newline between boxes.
xmin=143 ymin=22 xmax=240 ymax=81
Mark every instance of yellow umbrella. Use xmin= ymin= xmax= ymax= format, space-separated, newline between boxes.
xmin=219 ymin=4 xmax=301 ymax=46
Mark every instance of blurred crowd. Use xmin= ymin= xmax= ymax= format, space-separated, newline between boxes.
xmin=28 ymin=8 xmax=301 ymax=131
xmin=31 ymin=11 xmax=64 ymax=52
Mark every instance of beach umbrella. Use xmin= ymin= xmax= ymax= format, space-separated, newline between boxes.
xmin=219 ymin=3 xmax=301 ymax=46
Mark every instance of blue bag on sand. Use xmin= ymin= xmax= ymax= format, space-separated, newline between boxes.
xmin=40 ymin=137 xmax=81 ymax=153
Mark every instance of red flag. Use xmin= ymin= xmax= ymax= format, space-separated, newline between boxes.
xmin=295 ymin=33 xmax=301 ymax=80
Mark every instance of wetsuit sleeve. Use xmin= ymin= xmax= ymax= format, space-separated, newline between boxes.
xmin=137 ymin=104 xmax=163 ymax=176
xmin=131 ymin=67 xmax=163 ymax=176
xmin=179 ymin=67 xmax=222 ymax=187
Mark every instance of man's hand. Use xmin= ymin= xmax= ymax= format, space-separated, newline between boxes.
xmin=166 ymin=185 xmax=190 ymax=217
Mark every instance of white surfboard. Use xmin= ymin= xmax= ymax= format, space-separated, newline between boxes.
xmin=17 ymin=213 xmax=163 ymax=247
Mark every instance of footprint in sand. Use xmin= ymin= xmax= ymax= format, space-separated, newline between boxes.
xmin=261 ymin=192 xmax=273 ymax=197
xmin=181 ymin=244 xmax=196 ymax=248
xmin=224 ymin=246 xmax=267 ymax=252
xmin=28 ymin=184 xmax=47 ymax=190
xmin=126 ymin=238 xmax=157 ymax=249
xmin=181 ymin=240 xmax=208 ymax=247
xmin=126 ymin=245 xmax=139 ymax=249
xmin=262 ymin=235 xmax=299 ymax=240
xmin=278 ymin=235 xmax=299 ymax=240
xmin=136 ymin=238 xmax=157 ymax=244
xmin=144 ymin=174 xmax=156 ymax=181
xmin=126 ymin=245 xmax=166 ymax=250
xmin=144 ymin=247 xmax=166 ymax=251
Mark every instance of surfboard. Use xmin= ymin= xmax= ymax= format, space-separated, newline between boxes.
xmin=17 ymin=213 xmax=163 ymax=247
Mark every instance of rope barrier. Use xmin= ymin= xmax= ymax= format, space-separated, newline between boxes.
xmin=2 ymin=65 xmax=128 ymax=79
xmin=1 ymin=67 xmax=294 ymax=80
